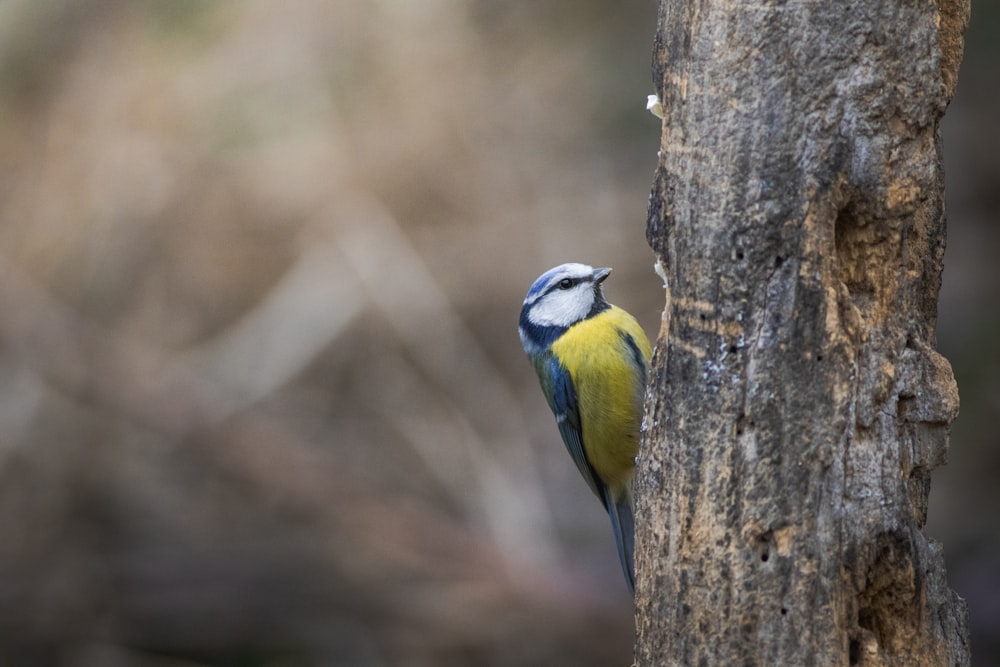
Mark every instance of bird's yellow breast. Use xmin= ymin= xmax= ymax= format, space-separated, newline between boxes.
xmin=550 ymin=306 xmax=651 ymax=495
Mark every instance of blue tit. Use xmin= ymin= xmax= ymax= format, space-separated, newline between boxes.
xmin=519 ymin=263 xmax=652 ymax=595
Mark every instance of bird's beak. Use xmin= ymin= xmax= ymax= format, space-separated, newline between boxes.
xmin=593 ymin=267 xmax=612 ymax=284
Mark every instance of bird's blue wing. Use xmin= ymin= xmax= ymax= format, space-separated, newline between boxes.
xmin=551 ymin=363 xmax=635 ymax=593
xmin=540 ymin=356 xmax=606 ymax=507
xmin=536 ymin=352 xmax=636 ymax=595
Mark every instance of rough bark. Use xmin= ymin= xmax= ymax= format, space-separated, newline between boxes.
xmin=635 ymin=0 xmax=971 ymax=665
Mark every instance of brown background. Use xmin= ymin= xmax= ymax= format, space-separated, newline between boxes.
xmin=0 ymin=1 xmax=995 ymax=665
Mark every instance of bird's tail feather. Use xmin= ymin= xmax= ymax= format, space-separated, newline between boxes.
xmin=607 ymin=492 xmax=635 ymax=596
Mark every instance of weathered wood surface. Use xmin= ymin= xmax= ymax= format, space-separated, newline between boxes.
xmin=636 ymin=0 xmax=971 ymax=664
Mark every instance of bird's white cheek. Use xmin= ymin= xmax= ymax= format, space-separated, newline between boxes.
xmin=528 ymin=291 xmax=592 ymax=327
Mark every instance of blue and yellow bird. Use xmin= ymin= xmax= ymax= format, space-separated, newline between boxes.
xmin=519 ymin=263 xmax=651 ymax=594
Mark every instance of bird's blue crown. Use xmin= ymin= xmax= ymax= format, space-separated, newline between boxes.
xmin=525 ymin=265 xmax=570 ymax=301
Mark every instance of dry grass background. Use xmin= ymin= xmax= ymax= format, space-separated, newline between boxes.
xmin=0 ymin=1 xmax=995 ymax=666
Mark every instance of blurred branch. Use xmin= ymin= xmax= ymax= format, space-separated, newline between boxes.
xmin=329 ymin=197 xmax=560 ymax=570
xmin=0 ymin=204 xmax=559 ymax=576
xmin=0 ymin=243 xmax=516 ymax=584
xmin=179 ymin=240 xmax=363 ymax=408
xmin=0 ymin=252 xmax=223 ymax=433
xmin=0 ymin=241 xmax=361 ymax=434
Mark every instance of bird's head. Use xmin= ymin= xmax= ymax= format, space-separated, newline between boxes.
xmin=518 ymin=263 xmax=611 ymax=355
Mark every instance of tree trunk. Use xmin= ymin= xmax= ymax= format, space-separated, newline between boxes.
xmin=635 ymin=0 xmax=971 ymax=664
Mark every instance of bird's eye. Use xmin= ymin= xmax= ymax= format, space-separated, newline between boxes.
xmin=558 ymin=278 xmax=573 ymax=290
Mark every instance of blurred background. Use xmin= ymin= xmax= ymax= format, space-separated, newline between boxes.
xmin=0 ymin=1 xmax=994 ymax=666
